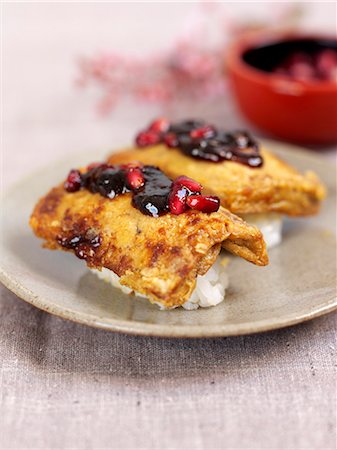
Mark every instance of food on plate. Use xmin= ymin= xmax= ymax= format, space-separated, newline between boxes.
xmin=107 ymin=118 xmax=326 ymax=248
xmin=30 ymin=163 xmax=268 ymax=310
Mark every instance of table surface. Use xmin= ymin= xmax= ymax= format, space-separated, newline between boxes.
xmin=1 ymin=3 xmax=336 ymax=449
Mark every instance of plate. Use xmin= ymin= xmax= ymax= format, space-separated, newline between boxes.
xmin=0 ymin=141 xmax=336 ymax=337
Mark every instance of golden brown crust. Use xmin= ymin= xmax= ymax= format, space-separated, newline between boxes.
xmin=30 ymin=185 xmax=268 ymax=308
xmin=107 ymin=146 xmax=326 ymax=216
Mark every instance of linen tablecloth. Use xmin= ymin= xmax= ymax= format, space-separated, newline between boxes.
xmin=1 ymin=288 xmax=336 ymax=450
xmin=2 ymin=3 xmax=336 ymax=449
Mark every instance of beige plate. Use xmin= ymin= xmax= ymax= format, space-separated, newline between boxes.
xmin=1 ymin=140 xmax=336 ymax=337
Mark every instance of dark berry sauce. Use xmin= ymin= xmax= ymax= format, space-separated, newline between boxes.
xmin=135 ymin=119 xmax=263 ymax=168
xmin=57 ymin=230 xmax=101 ymax=260
xmin=132 ymin=166 xmax=172 ymax=217
xmin=64 ymin=163 xmax=220 ymax=217
xmin=83 ymin=164 xmax=127 ymax=199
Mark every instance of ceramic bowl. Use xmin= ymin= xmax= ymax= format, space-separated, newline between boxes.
xmin=226 ymin=33 xmax=337 ymax=145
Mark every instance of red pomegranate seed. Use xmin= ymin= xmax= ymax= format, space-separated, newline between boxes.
xmin=64 ymin=169 xmax=82 ymax=192
xmin=289 ymin=61 xmax=315 ymax=80
xmin=316 ymin=49 xmax=337 ymax=80
xmin=174 ymin=176 xmax=202 ymax=193
xmin=186 ymin=195 xmax=220 ymax=213
xmin=190 ymin=125 xmax=215 ymax=140
xmin=125 ymin=167 xmax=145 ymax=191
xmin=168 ymin=185 xmax=188 ymax=215
xmin=148 ymin=117 xmax=170 ymax=133
xmin=135 ymin=130 xmax=161 ymax=147
xmin=164 ymin=132 xmax=178 ymax=148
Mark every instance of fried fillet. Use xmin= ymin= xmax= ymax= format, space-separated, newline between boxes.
xmin=30 ymin=186 xmax=268 ymax=308
xmin=107 ymin=146 xmax=326 ymax=216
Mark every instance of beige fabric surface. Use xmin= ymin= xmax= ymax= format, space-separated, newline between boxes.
xmin=2 ymin=3 xmax=337 ymax=449
xmin=0 ymin=287 xmax=336 ymax=450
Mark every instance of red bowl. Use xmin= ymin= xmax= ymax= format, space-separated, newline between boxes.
xmin=226 ymin=33 xmax=337 ymax=145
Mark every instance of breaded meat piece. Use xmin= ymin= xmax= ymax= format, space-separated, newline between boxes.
xmin=107 ymin=146 xmax=326 ymax=216
xmin=30 ymin=186 xmax=268 ymax=308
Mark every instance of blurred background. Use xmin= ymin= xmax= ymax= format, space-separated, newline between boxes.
xmin=3 ymin=2 xmax=336 ymax=188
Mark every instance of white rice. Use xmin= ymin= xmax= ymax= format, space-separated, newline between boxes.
xmin=241 ymin=213 xmax=283 ymax=249
xmin=90 ymin=256 xmax=229 ymax=310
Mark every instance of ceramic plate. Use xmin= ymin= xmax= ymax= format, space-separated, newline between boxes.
xmin=1 ymin=141 xmax=336 ymax=337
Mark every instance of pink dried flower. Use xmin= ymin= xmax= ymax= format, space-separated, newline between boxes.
xmin=76 ymin=4 xmax=304 ymax=114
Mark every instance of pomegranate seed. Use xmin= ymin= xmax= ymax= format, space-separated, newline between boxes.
xmin=64 ymin=169 xmax=82 ymax=192
xmin=186 ymin=195 xmax=220 ymax=213
xmin=168 ymin=185 xmax=188 ymax=215
xmin=148 ymin=117 xmax=170 ymax=133
xmin=316 ymin=49 xmax=337 ymax=80
xmin=135 ymin=130 xmax=161 ymax=147
xmin=174 ymin=176 xmax=202 ymax=193
xmin=125 ymin=167 xmax=145 ymax=191
xmin=163 ymin=132 xmax=178 ymax=148
xmin=190 ymin=125 xmax=215 ymax=140
xmin=289 ymin=62 xmax=315 ymax=80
